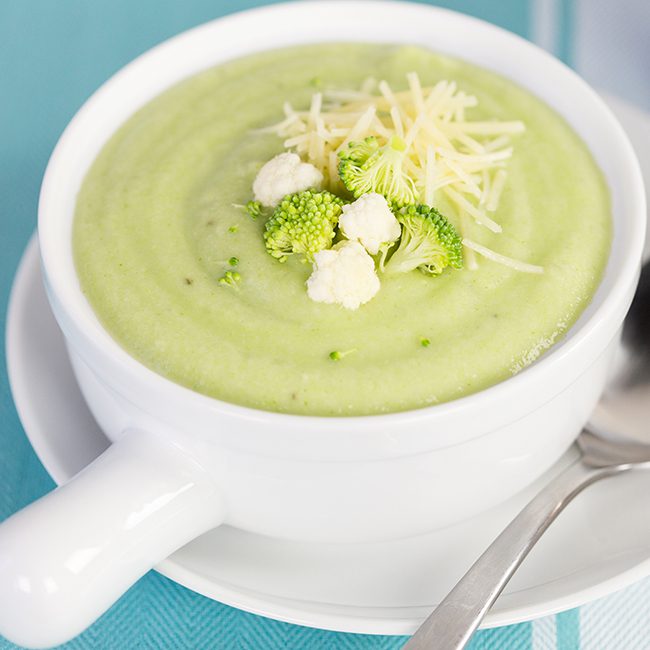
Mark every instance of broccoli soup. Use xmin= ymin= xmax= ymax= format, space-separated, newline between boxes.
xmin=73 ymin=43 xmax=611 ymax=416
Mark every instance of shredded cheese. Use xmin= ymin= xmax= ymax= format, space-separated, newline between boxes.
xmin=462 ymin=239 xmax=544 ymax=274
xmin=260 ymin=71 xmax=542 ymax=274
xmin=459 ymin=212 xmax=479 ymax=271
xmin=445 ymin=187 xmax=502 ymax=233
xmin=379 ymin=80 xmax=399 ymax=108
xmin=389 ymin=106 xmax=404 ymax=138
xmin=407 ymin=71 xmax=425 ymax=113
xmin=424 ymin=145 xmax=436 ymax=207
xmin=486 ymin=169 xmax=508 ymax=212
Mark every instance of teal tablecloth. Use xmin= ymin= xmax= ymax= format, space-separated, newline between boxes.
xmin=2 ymin=1 xmax=649 ymax=648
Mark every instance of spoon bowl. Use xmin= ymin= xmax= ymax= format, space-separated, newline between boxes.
xmin=591 ymin=262 xmax=650 ymax=443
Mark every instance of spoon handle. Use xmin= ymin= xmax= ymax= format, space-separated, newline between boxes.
xmin=404 ymin=457 xmax=615 ymax=650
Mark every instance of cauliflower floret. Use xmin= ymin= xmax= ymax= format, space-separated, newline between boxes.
xmin=306 ymin=240 xmax=380 ymax=310
xmin=338 ymin=193 xmax=401 ymax=255
xmin=253 ymin=152 xmax=324 ymax=208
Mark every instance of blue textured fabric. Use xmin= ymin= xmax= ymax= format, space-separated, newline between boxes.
xmin=556 ymin=611 xmax=580 ymax=650
xmin=1 ymin=1 xmax=645 ymax=649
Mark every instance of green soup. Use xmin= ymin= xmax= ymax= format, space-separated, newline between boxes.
xmin=73 ymin=44 xmax=611 ymax=416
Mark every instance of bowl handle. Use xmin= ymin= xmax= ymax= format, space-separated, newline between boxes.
xmin=0 ymin=428 xmax=225 ymax=648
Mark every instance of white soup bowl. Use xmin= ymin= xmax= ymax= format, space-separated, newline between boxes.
xmin=0 ymin=2 xmax=645 ymax=647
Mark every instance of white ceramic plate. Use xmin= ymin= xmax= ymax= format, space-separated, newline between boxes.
xmin=6 ymin=94 xmax=650 ymax=636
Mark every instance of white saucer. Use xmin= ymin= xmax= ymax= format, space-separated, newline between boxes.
xmin=7 ymin=94 xmax=650 ymax=636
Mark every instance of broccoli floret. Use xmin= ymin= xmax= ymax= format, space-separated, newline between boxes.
xmin=218 ymin=270 xmax=241 ymax=288
xmin=329 ymin=349 xmax=357 ymax=361
xmin=338 ymin=135 xmax=418 ymax=207
xmin=264 ymin=190 xmax=344 ymax=263
xmin=383 ymin=204 xmax=463 ymax=276
xmin=246 ymin=200 xmax=264 ymax=219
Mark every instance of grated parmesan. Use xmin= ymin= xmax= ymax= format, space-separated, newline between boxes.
xmin=260 ymin=71 xmax=542 ymax=274
xmin=462 ymin=239 xmax=544 ymax=274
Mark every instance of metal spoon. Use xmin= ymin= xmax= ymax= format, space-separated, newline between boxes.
xmin=405 ymin=260 xmax=650 ymax=650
